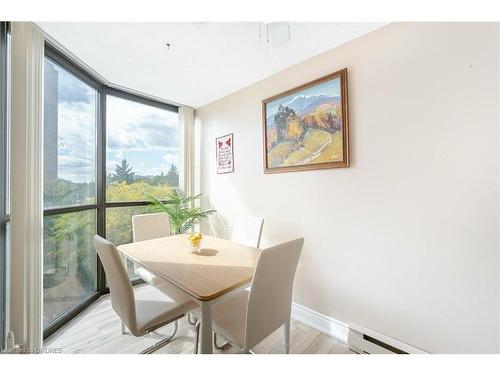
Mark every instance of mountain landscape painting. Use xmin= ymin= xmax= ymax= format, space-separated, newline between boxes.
xmin=262 ymin=69 xmax=349 ymax=173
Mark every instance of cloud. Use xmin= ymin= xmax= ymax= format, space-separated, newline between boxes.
xmin=58 ymin=155 xmax=95 ymax=183
xmin=48 ymin=101 xmax=96 ymax=182
xmin=162 ymin=152 xmax=179 ymax=165
xmin=107 ymin=114 xmax=179 ymax=151
xmin=58 ymin=155 xmax=94 ymax=169
xmin=58 ymin=82 xmax=94 ymax=104
xmin=46 ymin=59 xmax=95 ymax=105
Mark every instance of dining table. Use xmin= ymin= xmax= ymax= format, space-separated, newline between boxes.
xmin=117 ymin=234 xmax=261 ymax=354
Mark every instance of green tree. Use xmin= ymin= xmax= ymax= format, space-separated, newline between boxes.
xmin=44 ymin=210 xmax=95 ymax=289
xmin=165 ymin=164 xmax=179 ymax=187
xmin=44 ymin=178 xmax=95 ymax=207
xmin=112 ymin=159 xmax=135 ymax=184
xmin=106 ymin=180 xmax=173 ymax=202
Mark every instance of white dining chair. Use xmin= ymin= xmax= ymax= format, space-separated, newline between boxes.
xmin=132 ymin=212 xmax=171 ymax=242
xmin=230 ymin=216 xmax=264 ymax=248
xmin=132 ymin=213 xmax=170 ymax=287
xmin=132 ymin=213 xmax=200 ymax=327
xmin=208 ymin=216 xmax=264 ymax=349
xmin=194 ymin=238 xmax=304 ymax=354
xmin=93 ymin=235 xmax=198 ymax=353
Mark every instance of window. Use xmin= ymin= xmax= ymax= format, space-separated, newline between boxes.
xmin=105 ymin=94 xmax=180 ymax=280
xmin=42 ymin=45 xmax=179 ymax=337
xmin=106 ymin=95 xmax=180 ymax=203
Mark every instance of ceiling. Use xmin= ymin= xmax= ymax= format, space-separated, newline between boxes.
xmin=36 ymin=22 xmax=384 ymax=108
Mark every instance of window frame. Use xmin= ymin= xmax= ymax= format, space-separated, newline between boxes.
xmin=0 ymin=21 xmax=9 ymax=351
xmin=42 ymin=43 xmax=179 ymax=339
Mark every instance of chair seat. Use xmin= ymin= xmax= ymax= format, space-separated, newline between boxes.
xmin=210 ymin=290 xmax=249 ymax=349
xmin=136 ymin=267 xmax=194 ymax=303
xmin=135 ymin=286 xmax=198 ymax=334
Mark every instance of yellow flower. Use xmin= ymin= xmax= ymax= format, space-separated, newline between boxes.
xmin=189 ymin=233 xmax=202 ymax=245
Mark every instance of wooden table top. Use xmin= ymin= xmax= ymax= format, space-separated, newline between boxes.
xmin=117 ymin=234 xmax=261 ymax=301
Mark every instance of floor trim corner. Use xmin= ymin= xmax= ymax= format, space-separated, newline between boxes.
xmin=291 ymin=302 xmax=348 ymax=344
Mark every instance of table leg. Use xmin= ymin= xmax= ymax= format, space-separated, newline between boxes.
xmin=199 ymin=301 xmax=213 ymax=354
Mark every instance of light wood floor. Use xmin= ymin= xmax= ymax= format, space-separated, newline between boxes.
xmin=44 ymin=285 xmax=354 ymax=354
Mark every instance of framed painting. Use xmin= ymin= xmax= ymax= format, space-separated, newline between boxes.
xmin=216 ymin=133 xmax=234 ymax=174
xmin=262 ymin=68 xmax=349 ymax=173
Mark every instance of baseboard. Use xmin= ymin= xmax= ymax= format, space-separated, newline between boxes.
xmin=348 ymin=323 xmax=428 ymax=354
xmin=291 ymin=302 xmax=349 ymax=344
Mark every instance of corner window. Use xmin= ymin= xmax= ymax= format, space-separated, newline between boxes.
xmin=42 ymin=46 xmax=180 ymax=334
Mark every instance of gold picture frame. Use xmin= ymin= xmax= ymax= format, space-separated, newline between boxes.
xmin=262 ymin=68 xmax=349 ymax=174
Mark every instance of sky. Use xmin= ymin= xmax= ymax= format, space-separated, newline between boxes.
xmin=106 ymin=95 xmax=179 ymax=179
xmin=46 ymin=59 xmax=179 ymax=184
xmin=265 ymin=76 xmax=340 ymax=118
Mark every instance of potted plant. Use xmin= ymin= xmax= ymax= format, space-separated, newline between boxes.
xmin=148 ymin=189 xmax=216 ymax=235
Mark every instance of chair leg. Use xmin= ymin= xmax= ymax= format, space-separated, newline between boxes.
xmin=213 ymin=333 xmax=230 ymax=351
xmin=284 ymin=319 xmax=290 ymax=354
xmin=194 ymin=321 xmax=201 ymax=354
xmin=140 ymin=320 xmax=179 ymax=354
xmin=121 ymin=320 xmax=126 ymax=334
xmin=187 ymin=312 xmax=197 ymax=326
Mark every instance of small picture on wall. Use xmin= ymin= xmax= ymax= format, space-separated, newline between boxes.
xmin=262 ymin=68 xmax=349 ymax=173
xmin=216 ymin=133 xmax=234 ymax=174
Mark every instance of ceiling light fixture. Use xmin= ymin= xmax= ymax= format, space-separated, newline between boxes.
xmin=258 ymin=22 xmax=291 ymax=48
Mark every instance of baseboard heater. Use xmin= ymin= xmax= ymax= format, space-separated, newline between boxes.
xmin=348 ymin=323 xmax=427 ymax=354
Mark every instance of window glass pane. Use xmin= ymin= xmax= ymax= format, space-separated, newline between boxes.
xmin=43 ymin=58 xmax=97 ymax=209
xmin=43 ymin=210 xmax=97 ymax=327
xmin=106 ymin=95 xmax=179 ymax=203
xmin=105 ymin=205 xmax=157 ymax=278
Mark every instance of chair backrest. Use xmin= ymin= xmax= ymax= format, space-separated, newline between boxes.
xmin=93 ymin=235 xmax=139 ymax=335
xmin=132 ymin=213 xmax=170 ymax=242
xmin=230 ymin=216 xmax=264 ymax=248
xmin=244 ymin=238 xmax=304 ymax=350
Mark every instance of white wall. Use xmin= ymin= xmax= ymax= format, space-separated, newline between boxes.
xmin=196 ymin=23 xmax=499 ymax=353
